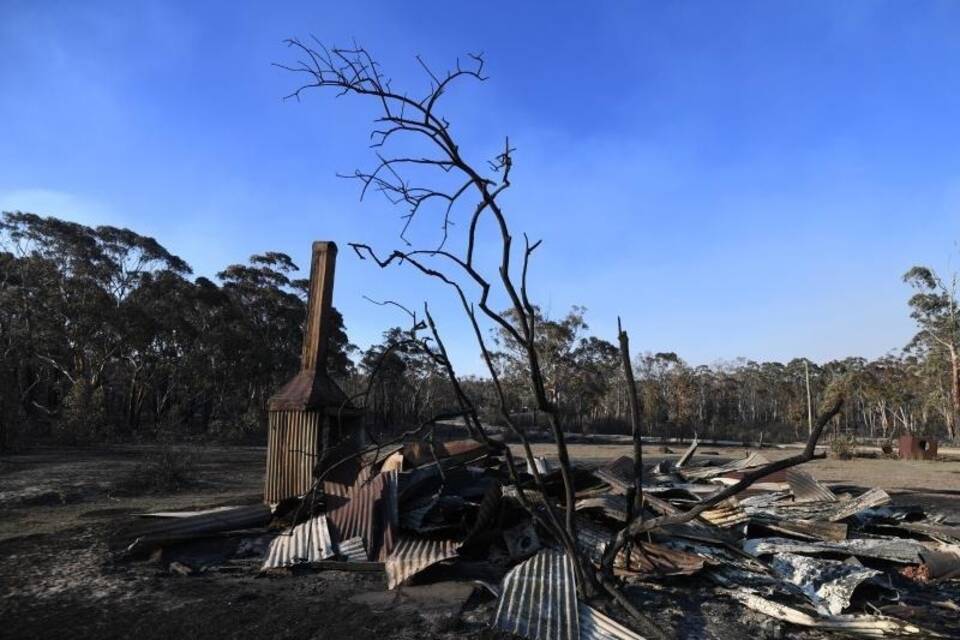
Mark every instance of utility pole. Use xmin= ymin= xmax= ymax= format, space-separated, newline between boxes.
xmin=804 ymin=359 xmax=813 ymax=437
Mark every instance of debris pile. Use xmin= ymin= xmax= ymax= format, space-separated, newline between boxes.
xmin=115 ymin=436 xmax=960 ymax=638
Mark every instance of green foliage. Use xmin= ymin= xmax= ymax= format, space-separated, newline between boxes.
xmin=0 ymin=211 xmax=354 ymax=445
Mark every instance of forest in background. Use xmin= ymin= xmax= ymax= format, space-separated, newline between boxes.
xmin=1 ymin=210 xmax=958 ymax=450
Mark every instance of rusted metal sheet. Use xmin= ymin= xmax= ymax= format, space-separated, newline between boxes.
xmin=679 ymin=452 xmax=771 ymax=481
xmin=120 ymin=504 xmax=272 ymax=553
xmin=385 ymin=535 xmax=460 ymax=589
xmin=402 ymin=438 xmax=488 ymax=467
xmin=785 ymin=468 xmax=837 ymax=503
xmin=577 ymin=518 xmax=705 ymax=576
xmin=265 ymin=410 xmax=323 ymax=504
xmin=898 ymin=434 xmax=938 ymax=460
xmin=753 ymin=518 xmax=848 ymax=542
xmin=326 ymin=469 xmax=398 ymax=561
xmin=492 ymin=550 xmax=580 ymax=640
xmin=769 ymin=552 xmax=881 ymax=615
xmin=700 ymin=500 xmax=749 ymax=529
xmin=744 ymin=536 xmax=929 ymax=564
xmin=579 ymin=604 xmax=647 ymax=640
xmin=262 ymin=514 xmax=336 ymax=569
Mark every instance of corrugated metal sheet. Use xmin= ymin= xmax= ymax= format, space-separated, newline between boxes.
xmin=745 ymin=536 xmax=929 ymax=564
xmin=679 ymin=452 xmax=771 ymax=481
xmin=120 ymin=504 xmax=272 ymax=553
xmin=743 ymin=488 xmax=890 ymax=523
xmin=754 ymin=518 xmax=848 ymax=542
xmin=265 ymin=410 xmax=323 ymax=504
xmin=385 ymin=535 xmax=460 ymax=589
xmin=576 ymin=517 xmax=705 ymax=576
xmin=262 ymin=514 xmax=336 ymax=569
xmin=785 ymin=468 xmax=838 ymax=503
xmin=575 ymin=494 xmax=628 ymax=522
xmin=326 ymin=469 xmax=398 ymax=561
xmin=769 ymin=552 xmax=881 ymax=615
xmin=337 ymin=536 xmax=367 ymax=562
xmin=579 ymin=604 xmax=647 ymax=640
xmin=829 ymin=488 xmax=890 ymax=522
xmin=700 ymin=500 xmax=749 ymax=528
xmin=492 ymin=550 xmax=580 ymax=640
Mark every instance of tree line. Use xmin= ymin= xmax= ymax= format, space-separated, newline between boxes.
xmin=2 ymin=210 xmax=957 ymax=449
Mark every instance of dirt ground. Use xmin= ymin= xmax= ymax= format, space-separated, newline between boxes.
xmin=1 ymin=442 xmax=958 ymax=639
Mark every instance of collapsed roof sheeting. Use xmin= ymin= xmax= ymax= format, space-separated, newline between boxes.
xmin=120 ymin=504 xmax=272 ymax=553
xmin=385 ymin=535 xmax=460 ymax=589
xmin=325 ymin=469 xmax=398 ymax=561
xmin=262 ymin=515 xmax=336 ymax=570
xmin=576 ymin=518 xmax=706 ymax=577
xmin=745 ymin=536 xmax=930 ymax=564
xmin=769 ymin=552 xmax=882 ymax=615
xmin=785 ymin=468 xmax=838 ymax=503
xmin=743 ymin=488 xmax=890 ymax=523
xmin=579 ymin=604 xmax=648 ymax=640
xmin=679 ymin=452 xmax=771 ymax=481
xmin=492 ymin=550 xmax=580 ymax=640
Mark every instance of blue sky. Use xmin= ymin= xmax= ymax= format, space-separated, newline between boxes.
xmin=2 ymin=1 xmax=959 ymax=374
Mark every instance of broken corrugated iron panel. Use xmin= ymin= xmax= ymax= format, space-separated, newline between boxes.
xmin=337 ymin=536 xmax=367 ymax=562
xmin=768 ymin=552 xmax=881 ymax=615
xmin=492 ymin=550 xmax=580 ymax=640
xmin=742 ymin=488 xmax=890 ymax=523
xmin=675 ymin=437 xmax=699 ymax=469
xmin=595 ymin=456 xmax=634 ymax=494
xmin=575 ymin=494 xmax=628 ymax=522
xmin=120 ymin=504 xmax=272 ymax=553
xmin=744 ymin=536 xmax=929 ymax=564
xmin=385 ymin=535 xmax=460 ymax=589
xmin=785 ymin=468 xmax=837 ymax=503
xmin=326 ymin=469 xmax=398 ymax=561
xmin=679 ymin=451 xmax=771 ymax=481
xmin=829 ymin=488 xmax=891 ymax=522
xmin=575 ymin=518 xmax=705 ymax=577
xmin=579 ymin=604 xmax=647 ymax=640
xmin=262 ymin=514 xmax=336 ymax=570
xmin=700 ymin=499 xmax=749 ymax=529
xmin=402 ymin=438 xmax=488 ymax=467
xmin=752 ymin=518 xmax=848 ymax=542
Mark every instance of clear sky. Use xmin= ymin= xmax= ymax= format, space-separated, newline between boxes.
xmin=2 ymin=1 xmax=959 ymax=374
